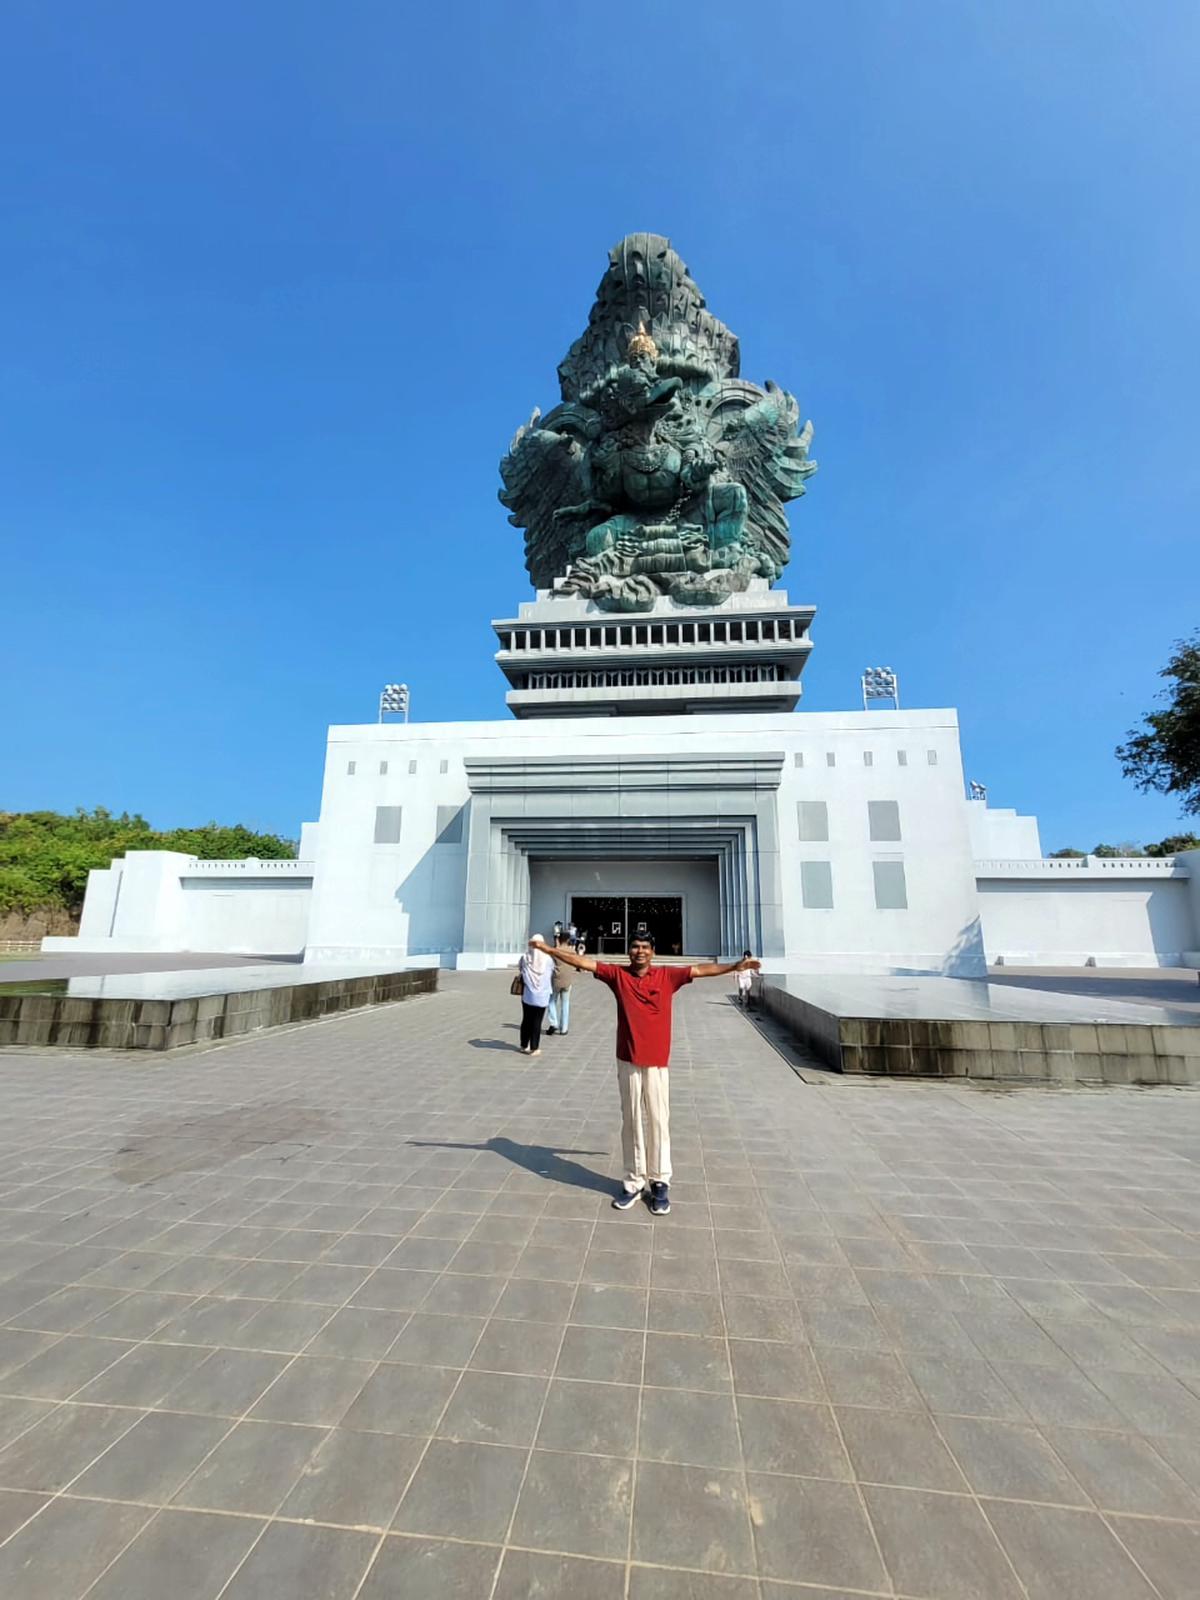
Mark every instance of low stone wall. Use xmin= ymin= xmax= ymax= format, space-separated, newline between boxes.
xmin=0 ymin=909 xmax=78 ymax=942
xmin=757 ymin=979 xmax=1200 ymax=1086
xmin=0 ymin=967 xmax=437 ymax=1051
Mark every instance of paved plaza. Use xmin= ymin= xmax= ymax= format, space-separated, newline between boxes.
xmin=1 ymin=973 xmax=1199 ymax=1598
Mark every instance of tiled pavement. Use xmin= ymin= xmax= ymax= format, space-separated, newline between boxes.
xmin=0 ymin=971 xmax=1199 ymax=1599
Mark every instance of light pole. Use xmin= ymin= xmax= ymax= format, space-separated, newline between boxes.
xmin=379 ymin=683 xmax=410 ymax=723
xmin=861 ymin=666 xmax=899 ymax=710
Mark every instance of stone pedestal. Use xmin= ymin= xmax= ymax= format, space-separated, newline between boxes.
xmin=493 ymin=582 xmax=815 ymax=718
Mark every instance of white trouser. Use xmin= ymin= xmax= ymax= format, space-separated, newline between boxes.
xmin=617 ymin=1058 xmax=671 ymax=1189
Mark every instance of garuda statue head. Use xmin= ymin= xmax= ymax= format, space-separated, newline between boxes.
xmin=499 ymin=233 xmax=816 ymax=612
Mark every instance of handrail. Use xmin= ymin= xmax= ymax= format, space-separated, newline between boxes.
xmin=179 ymin=859 xmax=314 ymax=873
xmin=975 ymin=856 xmax=1186 ymax=877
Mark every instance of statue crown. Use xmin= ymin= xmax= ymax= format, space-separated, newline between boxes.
xmin=626 ymin=322 xmax=658 ymax=361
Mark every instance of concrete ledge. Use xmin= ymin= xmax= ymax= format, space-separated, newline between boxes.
xmin=757 ymin=976 xmax=1200 ymax=1086
xmin=40 ymin=935 xmax=308 ymax=956
xmin=0 ymin=967 xmax=437 ymax=1051
xmin=990 ymin=951 xmax=1193 ymax=970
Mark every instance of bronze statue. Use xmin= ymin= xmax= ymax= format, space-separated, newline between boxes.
xmin=499 ymin=234 xmax=816 ymax=611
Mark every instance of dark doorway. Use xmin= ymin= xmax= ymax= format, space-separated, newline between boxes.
xmin=571 ymin=895 xmax=684 ymax=956
xmin=570 ymin=896 xmax=625 ymax=955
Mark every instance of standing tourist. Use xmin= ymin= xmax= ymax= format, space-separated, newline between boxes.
xmin=531 ymin=934 xmax=759 ymax=1214
xmin=518 ymin=935 xmax=553 ymax=1056
xmin=546 ymin=932 xmax=575 ymax=1036
xmin=735 ymin=951 xmax=755 ymax=1008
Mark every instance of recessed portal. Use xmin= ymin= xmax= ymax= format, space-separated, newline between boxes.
xmin=571 ymin=895 xmax=684 ymax=956
xmin=527 ymin=858 xmax=721 ymax=959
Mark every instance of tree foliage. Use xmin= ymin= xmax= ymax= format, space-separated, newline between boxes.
xmin=1117 ymin=632 xmax=1200 ymax=817
xmin=1145 ymin=833 xmax=1200 ymax=857
xmin=0 ymin=808 xmax=296 ymax=916
xmin=1048 ymin=834 xmax=1199 ymax=859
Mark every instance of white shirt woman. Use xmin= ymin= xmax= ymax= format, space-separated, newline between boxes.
xmin=517 ymin=936 xmax=554 ymax=1053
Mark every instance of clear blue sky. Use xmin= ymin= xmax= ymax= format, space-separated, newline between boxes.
xmin=3 ymin=1 xmax=1196 ymax=851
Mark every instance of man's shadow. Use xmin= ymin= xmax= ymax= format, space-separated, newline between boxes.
xmin=407 ymin=1136 xmax=612 ymax=1196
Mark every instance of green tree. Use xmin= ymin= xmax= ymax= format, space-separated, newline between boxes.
xmin=1117 ymin=632 xmax=1200 ymax=817
xmin=1093 ymin=842 xmax=1146 ymax=858
xmin=1048 ymin=848 xmax=1087 ymax=859
xmin=1145 ymin=833 xmax=1200 ymax=857
xmin=163 ymin=823 xmax=295 ymax=860
xmin=0 ymin=866 xmax=44 ymax=916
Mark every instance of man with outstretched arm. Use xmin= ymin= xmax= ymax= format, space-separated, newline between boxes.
xmin=531 ymin=934 xmax=760 ymax=1216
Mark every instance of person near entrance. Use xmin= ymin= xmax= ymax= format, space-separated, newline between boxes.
xmin=517 ymin=935 xmax=553 ymax=1055
xmin=530 ymin=934 xmax=760 ymax=1214
xmin=546 ymin=932 xmax=575 ymax=1036
xmin=735 ymin=951 xmax=755 ymax=1008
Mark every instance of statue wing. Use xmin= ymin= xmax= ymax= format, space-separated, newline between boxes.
xmin=703 ymin=380 xmax=816 ymax=577
xmin=498 ymin=404 xmax=599 ymax=588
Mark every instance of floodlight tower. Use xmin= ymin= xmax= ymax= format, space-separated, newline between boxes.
xmin=861 ymin=666 xmax=899 ymax=710
xmin=379 ymin=683 xmax=410 ymax=723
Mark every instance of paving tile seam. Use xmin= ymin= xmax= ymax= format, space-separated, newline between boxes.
xmin=0 ymin=1392 xmax=74 ymax=1472
xmin=972 ymin=1495 xmax=1166 ymax=1600
xmin=362 ymin=1177 xmax=563 ymax=1600
xmin=1090 ymin=1508 xmax=1197 ymax=1600
xmin=716 ymin=1204 xmax=803 ymax=1600
xmin=71 ymin=1281 xmax=387 ymax=1598
xmin=479 ymin=1182 xmax=604 ymax=1600
xmin=38 ymin=1477 xmax=1200 ymax=1527
xmin=619 ymin=1201 xmax=652 ymax=1600
xmin=926 ymin=1403 xmax=1200 ymax=1521
xmin=154 ymin=1180 xmax=564 ymax=1600
xmin=13 ymin=1165 xmax=480 ymax=1594
xmin=0 ymin=1396 xmax=151 ymax=1556
xmin=783 ymin=1337 xmax=891 ymax=1593
xmin=3 ymin=1194 xmax=1195 ymax=1226
xmin=707 ymin=1014 xmax=1119 ymax=1600
xmin=0 ymin=1485 xmax=1058 ymax=1600
xmin=5 ymin=1234 xmax=1197 ymax=1259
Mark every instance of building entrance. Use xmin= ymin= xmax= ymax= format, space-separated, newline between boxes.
xmin=570 ymin=895 xmax=685 ymax=957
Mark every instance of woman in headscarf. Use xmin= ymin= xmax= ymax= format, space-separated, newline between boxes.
xmin=517 ymin=934 xmax=553 ymax=1055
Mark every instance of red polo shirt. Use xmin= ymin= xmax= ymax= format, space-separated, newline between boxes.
xmin=594 ymin=962 xmax=693 ymax=1068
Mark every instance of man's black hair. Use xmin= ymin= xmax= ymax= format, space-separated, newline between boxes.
xmin=742 ymin=950 xmax=752 ymax=960
xmin=628 ymin=931 xmax=656 ymax=950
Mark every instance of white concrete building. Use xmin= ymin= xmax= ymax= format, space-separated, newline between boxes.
xmin=304 ymin=701 xmax=980 ymax=972
xmin=976 ymin=853 xmax=1199 ymax=970
xmin=61 ymin=851 xmax=313 ymax=957
xmin=48 ymin=586 xmax=1200 ymax=973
